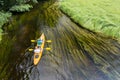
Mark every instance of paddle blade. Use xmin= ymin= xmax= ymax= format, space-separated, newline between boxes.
xmin=29 ymin=49 xmax=34 ymax=51
xmin=31 ymin=40 xmax=36 ymax=42
xmin=45 ymin=48 xmax=51 ymax=50
xmin=46 ymin=40 xmax=52 ymax=43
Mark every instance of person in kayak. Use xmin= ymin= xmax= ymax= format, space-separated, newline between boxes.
xmin=37 ymin=39 xmax=43 ymax=47
xmin=34 ymin=46 xmax=40 ymax=53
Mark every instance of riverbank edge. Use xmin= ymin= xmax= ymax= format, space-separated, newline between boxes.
xmin=60 ymin=9 xmax=119 ymax=41
xmin=59 ymin=1 xmax=120 ymax=40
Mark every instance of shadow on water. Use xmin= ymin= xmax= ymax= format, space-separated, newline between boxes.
xmin=0 ymin=0 xmax=120 ymax=80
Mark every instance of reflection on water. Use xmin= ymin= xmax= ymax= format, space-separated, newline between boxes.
xmin=0 ymin=0 xmax=120 ymax=80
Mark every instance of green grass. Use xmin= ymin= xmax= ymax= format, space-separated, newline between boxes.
xmin=60 ymin=0 xmax=120 ymax=39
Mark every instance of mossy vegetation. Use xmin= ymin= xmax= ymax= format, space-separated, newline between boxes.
xmin=60 ymin=0 xmax=120 ymax=39
xmin=0 ymin=11 xmax=12 ymax=40
xmin=9 ymin=4 xmax=33 ymax=12
xmin=0 ymin=0 xmax=39 ymax=41
xmin=0 ymin=12 xmax=11 ymax=28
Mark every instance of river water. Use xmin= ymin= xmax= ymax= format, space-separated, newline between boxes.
xmin=0 ymin=0 xmax=120 ymax=80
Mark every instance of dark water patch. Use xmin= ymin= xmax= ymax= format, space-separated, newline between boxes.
xmin=0 ymin=3 xmax=41 ymax=79
xmin=0 ymin=0 xmax=61 ymax=80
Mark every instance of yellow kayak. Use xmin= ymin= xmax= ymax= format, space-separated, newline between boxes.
xmin=34 ymin=33 xmax=45 ymax=65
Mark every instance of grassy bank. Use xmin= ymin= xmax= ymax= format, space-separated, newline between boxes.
xmin=60 ymin=0 xmax=120 ymax=39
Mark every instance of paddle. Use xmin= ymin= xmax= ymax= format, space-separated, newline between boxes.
xmin=29 ymin=47 xmax=51 ymax=51
xmin=31 ymin=40 xmax=36 ymax=42
xmin=46 ymin=40 xmax=52 ymax=43
xmin=45 ymin=47 xmax=51 ymax=50
xmin=29 ymin=48 xmax=34 ymax=51
xmin=31 ymin=40 xmax=52 ymax=43
xmin=29 ymin=39 xmax=52 ymax=52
